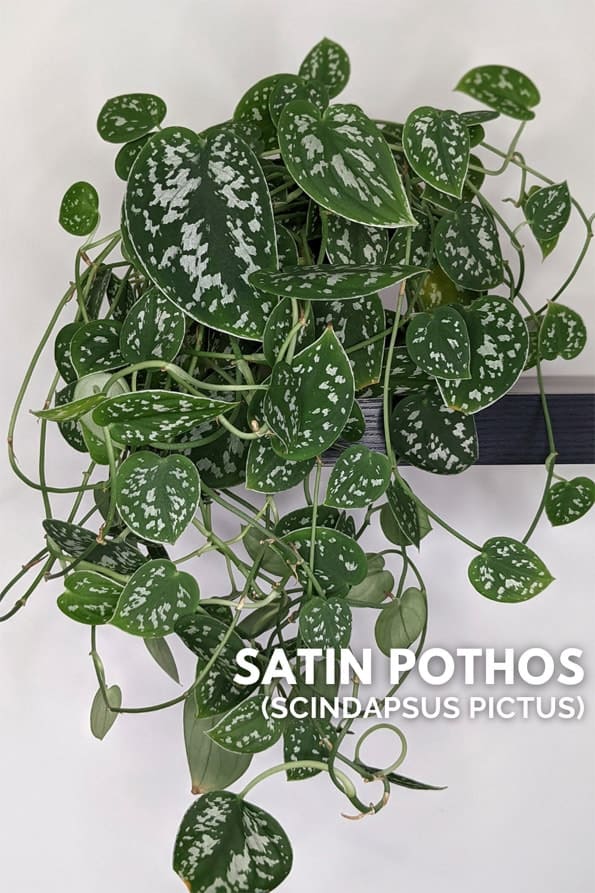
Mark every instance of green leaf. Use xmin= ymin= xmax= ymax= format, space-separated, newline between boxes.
xmin=340 ymin=400 xmax=366 ymax=442
xmin=380 ymin=502 xmax=432 ymax=548
xmin=275 ymin=506 xmax=355 ymax=538
xmin=414 ymin=265 xmax=473 ymax=310
xmin=43 ymin=519 xmax=145 ymax=573
xmin=59 ymin=181 xmax=99 ymax=236
xmin=422 ymin=155 xmax=486 ymax=213
xmin=299 ymin=596 xmax=352 ymax=649
xmin=264 ymin=328 xmax=354 ymax=461
xmin=92 ymin=390 xmax=233 ymax=447
xmin=434 ymin=202 xmax=504 ymax=290
xmin=469 ymin=537 xmax=554 ymax=602
xmin=97 ymin=93 xmax=166 ymax=142
xmin=299 ymin=37 xmax=350 ymax=98
xmin=545 ymin=477 xmax=595 ymax=526
xmin=183 ymin=699 xmax=252 ymax=794
xmin=111 ymin=560 xmax=199 ymax=637
xmin=119 ymin=288 xmax=186 ymax=363
xmin=57 ymin=570 xmax=121 ymax=625
xmin=262 ymin=297 xmax=316 ymax=366
xmin=455 ymin=65 xmax=540 ymax=120
xmin=173 ymin=792 xmax=292 ymax=893
xmin=175 ymin=612 xmax=250 ymax=716
xmin=403 ymin=107 xmax=470 ymax=198
xmin=385 ymin=770 xmax=446 ymax=791
xmin=237 ymin=596 xmax=290 ymax=639
xmin=208 ymin=694 xmax=284 ymax=754
xmin=115 ymin=452 xmax=200 ymax=544
xmin=375 ymin=587 xmax=426 ymax=656
xmin=325 ymin=444 xmax=390 ymax=508
xmin=72 ymin=372 xmax=129 ymax=459
xmin=54 ymin=322 xmax=84 ymax=382
xmin=251 ymin=263 xmax=423 ymax=302
xmin=458 ymin=109 xmax=500 ymax=126
xmin=280 ymin=526 xmax=367 ymax=596
xmin=124 ymin=127 xmax=277 ymax=339
xmin=386 ymin=217 xmax=432 ymax=270
xmin=386 ymin=477 xmax=422 ymax=549
xmin=438 ymin=296 xmax=529 ymax=413
xmin=406 ymin=305 xmax=471 ymax=380
xmin=33 ymin=392 xmax=107 ymax=422
xmin=347 ymin=554 xmax=394 ymax=606
xmin=390 ymin=390 xmax=478 ymax=474
xmin=313 ymin=294 xmax=385 ymax=389
xmin=524 ymin=182 xmax=571 ymax=240
xmin=69 ymin=320 xmax=123 ymax=377
xmin=234 ymin=74 xmax=288 ymax=151
xmin=246 ymin=437 xmax=315 ymax=493
xmin=54 ymin=385 xmax=87 ymax=453
xmin=181 ymin=407 xmax=249 ymax=489
xmin=284 ymin=714 xmax=334 ymax=780
xmin=145 ymin=636 xmax=180 ymax=684
xmin=243 ymin=527 xmax=291 ymax=577
xmin=278 ymin=101 xmax=415 ymax=227
xmin=269 ymin=74 xmax=329 ymax=126
xmin=90 ymin=685 xmax=121 ymax=740
xmin=325 ymin=217 xmax=388 ymax=265
xmin=275 ymin=224 xmax=299 ymax=268
xmin=539 ymin=302 xmax=587 ymax=361
xmin=114 ymin=135 xmax=151 ymax=180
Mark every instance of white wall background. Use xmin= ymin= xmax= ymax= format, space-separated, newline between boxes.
xmin=0 ymin=2 xmax=594 ymax=891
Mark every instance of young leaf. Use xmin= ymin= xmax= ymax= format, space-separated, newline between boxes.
xmin=115 ymin=452 xmax=200 ymax=544
xmin=208 ymin=694 xmax=285 ymax=754
xmin=437 ymin=296 xmax=529 ymax=413
xmin=145 ymin=636 xmax=180 ymax=684
xmin=314 ymin=295 xmax=385 ymax=390
xmin=280 ymin=526 xmax=367 ymax=596
xmin=545 ymin=477 xmax=595 ymax=526
xmin=114 ymin=135 xmax=151 ymax=180
xmin=468 ymin=537 xmax=554 ymax=602
xmin=539 ymin=302 xmax=587 ymax=361
xmin=173 ymin=792 xmax=293 ymax=893
xmin=403 ymin=107 xmax=470 ymax=198
xmin=433 ymin=202 xmax=504 ymax=290
xmin=119 ymin=288 xmax=186 ymax=363
xmin=455 ymin=65 xmax=540 ymax=120
xmin=246 ymin=437 xmax=315 ymax=493
xmin=375 ymin=587 xmax=426 ymax=655
xmin=57 ymin=571 xmax=122 ymax=625
xmin=299 ymin=596 xmax=352 ymax=649
xmin=43 ymin=519 xmax=145 ymax=574
xmin=59 ymin=181 xmax=99 ymax=236
xmin=90 ymin=685 xmax=122 ymax=740
xmin=524 ymin=182 xmax=571 ymax=240
xmin=325 ymin=216 xmax=388 ymax=265
xmin=277 ymin=101 xmax=415 ymax=227
xmin=386 ymin=477 xmax=422 ymax=549
xmin=70 ymin=320 xmax=124 ymax=377
xmin=124 ymin=127 xmax=277 ymax=339
xmin=269 ymin=74 xmax=329 ymax=126
xmin=111 ymin=560 xmax=200 ymax=637
xmin=405 ymin=305 xmax=471 ymax=380
xmin=183 ymin=699 xmax=252 ymax=794
xmin=390 ymin=390 xmax=478 ymax=474
xmin=92 ymin=390 xmax=234 ymax=447
xmin=325 ymin=444 xmax=391 ymax=508
xmin=347 ymin=554 xmax=394 ymax=606
xmin=97 ymin=93 xmax=166 ymax=142
xmin=264 ymin=328 xmax=354 ymax=461
xmin=251 ymin=263 xmax=424 ymax=302
xmin=299 ymin=37 xmax=350 ymax=98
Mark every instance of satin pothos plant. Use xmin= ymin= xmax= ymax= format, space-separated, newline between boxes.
xmin=3 ymin=36 xmax=594 ymax=892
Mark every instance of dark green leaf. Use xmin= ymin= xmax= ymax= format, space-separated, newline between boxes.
xmin=380 ymin=501 xmax=432 ymax=548
xmin=325 ymin=444 xmax=390 ymax=508
xmin=434 ymin=202 xmax=504 ymax=290
xmin=280 ymin=526 xmax=367 ymax=596
xmin=181 ymin=408 xmax=249 ymax=489
xmin=275 ymin=506 xmax=355 ymax=538
xmin=524 ymin=182 xmax=571 ymax=240
xmin=340 ymin=400 xmax=366 ymax=442
xmin=275 ymin=224 xmax=299 ymax=269
xmin=97 ymin=93 xmax=166 ymax=142
xmin=314 ymin=294 xmax=385 ymax=389
xmin=246 ymin=437 xmax=315 ymax=493
xmin=57 ymin=570 xmax=121 ymax=625
xmin=386 ymin=477 xmax=421 ymax=549
xmin=70 ymin=320 xmax=123 ymax=377
xmin=414 ymin=265 xmax=473 ymax=310
xmin=458 ymin=110 xmax=500 ymax=125
xmin=262 ymin=297 xmax=316 ymax=366
xmin=545 ymin=477 xmax=595 ymax=526
xmin=184 ymin=699 xmax=252 ymax=794
xmin=386 ymin=217 xmax=432 ymax=270
xmin=269 ymin=74 xmax=329 ymax=126
xmin=243 ymin=527 xmax=291 ymax=577
xmin=325 ymin=216 xmax=388 ymax=265
xmin=234 ymin=74 xmax=288 ymax=151
xmin=59 ymin=181 xmax=99 ymax=236
xmin=375 ymin=587 xmax=426 ymax=655
xmin=208 ymin=694 xmax=284 ymax=754
xmin=237 ymin=596 xmax=290 ymax=639
xmin=33 ymin=392 xmax=106 ymax=422
xmin=251 ymin=263 xmax=423 ymax=301
xmin=298 ymin=37 xmax=350 ymax=98
xmin=284 ymin=714 xmax=334 ymax=780
xmin=539 ymin=302 xmax=587 ymax=361
xmin=299 ymin=596 xmax=352 ymax=649
xmin=54 ymin=322 xmax=85 ymax=382
xmin=347 ymin=554 xmax=394 ymax=606
xmin=111 ymin=560 xmax=200 ymax=637
xmin=406 ymin=305 xmax=471 ymax=380
xmin=54 ymin=384 xmax=87 ymax=453
xmin=468 ymin=537 xmax=554 ymax=602
xmin=114 ymin=135 xmax=151 ymax=180
xmin=403 ymin=107 xmax=470 ymax=198
xmin=455 ymin=65 xmax=540 ymax=120
xmin=119 ymin=288 xmax=186 ymax=363
xmin=43 ymin=519 xmax=145 ymax=574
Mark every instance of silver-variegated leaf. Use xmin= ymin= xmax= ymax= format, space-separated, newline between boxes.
xmin=119 ymin=288 xmax=186 ymax=363
xmin=406 ymin=305 xmax=471 ymax=380
xmin=545 ymin=477 xmax=595 ymax=527
xmin=54 ymin=322 xmax=84 ymax=382
xmin=468 ymin=537 xmax=553 ymax=602
xmin=539 ymin=302 xmax=587 ymax=361
xmin=251 ymin=263 xmax=423 ymax=301
xmin=111 ymin=559 xmax=200 ymax=637
xmin=57 ymin=570 xmax=122 ymax=625
xmin=59 ymin=181 xmax=99 ymax=236
xmin=298 ymin=37 xmax=350 ymax=98
xmin=269 ymin=74 xmax=329 ymax=126
xmin=234 ymin=74 xmax=288 ymax=151
xmin=524 ymin=182 xmax=571 ymax=241
xmin=43 ymin=518 xmax=145 ymax=574
xmin=403 ymin=106 xmax=470 ymax=198
xmin=208 ymin=694 xmax=284 ymax=754
xmin=434 ymin=202 xmax=504 ymax=291
xmin=325 ymin=444 xmax=390 ymax=508
xmin=280 ymin=526 xmax=367 ymax=597
xmin=70 ymin=320 xmax=124 ymax=377
xmin=314 ymin=295 xmax=385 ymax=390
xmin=455 ymin=65 xmax=540 ymax=120
xmin=262 ymin=297 xmax=316 ymax=366
xmin=299 ymin=596 xmax=352 ymax=649
xmin=284 ymin=714 xmax=334 ymax=780
xmin=246 ymin=437 xmax=315 ymax=493
xmin=325 ymin=216 xmax=388 ymax=265
xmin=386 ymin=477 xmax=422 ymax=549
xmin=97 ymin=93 xmax=166 ymax=142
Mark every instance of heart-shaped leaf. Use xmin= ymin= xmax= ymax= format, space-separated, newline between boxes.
xmin=114 ymin=135 xmax=151 ymax=180
xmin=124 ymin=127 xmax=277 ymax=339
xmin=184 ymin=699 xmax=252 ymax=795
xmin=390 ymin=390 xmax=478 ymax=474
xmin=539 ymin=302 xmax=587 ymax=361
xmin=97 ymin=93 xmax=166 ymax=142
xmin=59 ymin=181 xmax=99 ymax=236
xmin=92 ymin=390 xmax=234 ymax=446
xmin=90 ymin=685 xmax=122 ymax=740
xmin=347 ymin=554 xmax=394 ymax=607
xmin=414 ymin=266 xmax=472 ymax=311
xmin=175 ymin=612 xmax=250 ymax=716
xmin=325 ymin=444 xmax=390 ymax=508
xmin=434 ymin=202 xmax=504 ymax=290
xmin=468 ymin=537 xmax=553 ymax=602
xmin=43 ymin=519 xmax=145 ymax=574
xmin=264 ymin=328 xmax=354 ymax=461
xmin=262 ymin=297 xmax=316 ymax=366
xmin=173 ymin=792 xmax=292 ymax=893
xmin=455 ymin=65 xmax=540 ymax=120
xmin=545 ymin=477 xmax=595 ymax=526
xmin=70 ymin=320 xmax=123 ymax=377
xmin=111 ymin=560 xmax=199 ymax=637
xmin=380 ymin=501 xmax=432 ymax=547
xmin=244 ymin=527 xmax=291 ymax=577
xmin=325 ymin=216 xmax=388 ymax=265
xmin=115 ymin=452 xmax=200 ymax=544
xmin=208 ymin=694 xmax=284 ymax=754
xmin=299 ymin=596 xmax=352 ymax=649
xmin=406 ymin=305 xmax=471 ymax=380
xmin=280 ymin=526 xmax=367 ymax=596
xmin=251 ymin=263 xmax=423 ymax=302
xmin=375 ymin=587 xmax=426 ymax=656
xmin=234 ymin=74 xmax=289 ymax=151
xmin=438 ymin=296 xmax=529 ymax=413
xmin=386 ymin=477 xmax=422 ymax=549
xmin=278 ymin=100 xmax=415 ymax=227
xmin=313 ymin=295 xmax=385 ymax=389
xmin=57 ymin=570 xmax=122 ymax=625
xmin=269 ymin=74 xmax=329 ymax=126
xmin=284 ymin=714 xmax=335 ymax=780
xmin=403 ymin=107 xmax=470 ymax=198
xmin=246 ymin=437 xmax=315 ymax=493
xmin=299 ymin=37 xmax=350 ymax=98
xmin=236 ymin=596 xmax=290 ymax=638
xmin=181 ymin=411 xmax=249 ymax=489
xmin=524 ymin=182 xmax=571 ymax=240
xmin=119 ymin=288 xmax=186 ymax=363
